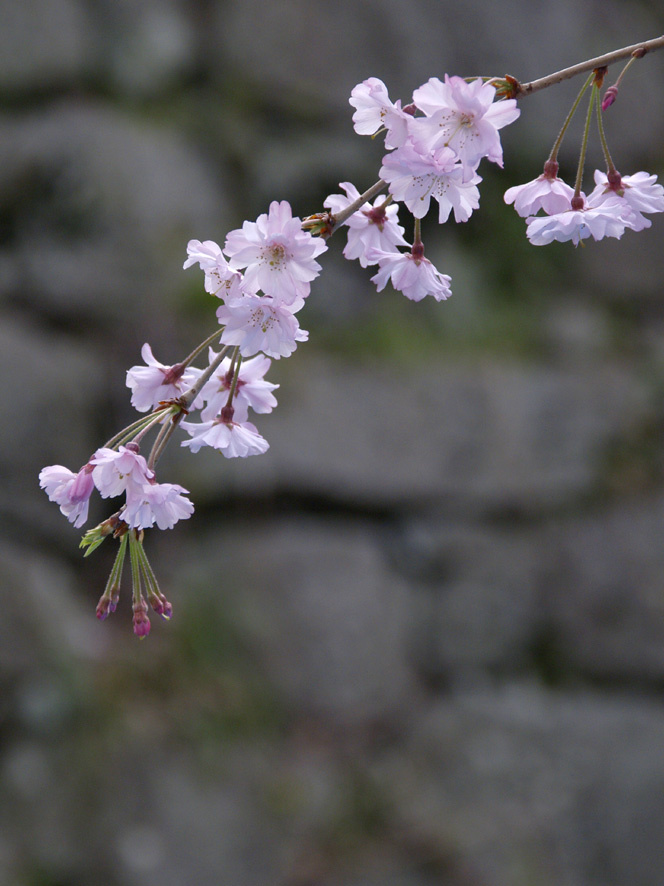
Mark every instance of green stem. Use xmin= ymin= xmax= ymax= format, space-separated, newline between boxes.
xmin=546 ymin=72 xmax=594 ymax=164
xmin=135 ymin=541 xmax=159 ymax=596
xmin=128 ymin=531 xmax=144 ymax=606
xmin=573 ymin=81 xmax=599 ymax=198
xmin=595 ymin=84 xmax=617 ymax=174
xmin=180 ymin=327 xmax=229 ymax=369
xmin=146 ymin=409 xmax=180 ymax=470
xmin=102 ymin=410 xmax=169 ymax=451
xmin=103 ymin=533 xmax=128 ymax=598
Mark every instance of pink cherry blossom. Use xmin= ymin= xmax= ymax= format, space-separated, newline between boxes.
xmin=216 ymin=294 xmax=308 ymax=359
xmin=380 ymin=143 xmax=481 ymax=222
xmin=183 ymin=238 xmax=222 ymax=272
xmin=324 ymin=181 xmax=408 ymax=267
xmin=504 ymin=173 xmax=576 ymax=217
xmin=199 ymin=350 xmax=278 ymax=422
xmin=123 ymin=480 xmax=194 ymax=530
xmin=588 ymin=169 xmax=664 ymax=221
xmin=411 ymin=75 xmax=520 ymax=171
xmin=525 ymin=195 xmax=632 ymax=245
xmin=39 ymin=463 xmax=95 ymax=528
xmin=126 ymin=343 xmax=203 ymax=412
xmin=90 ymin=445 xmax=154 ymax=498
xmin=349 ymin=77 xmax=411 ymax=148
xmin=224 ymin=201 xmax=327 ymax=305
xmin=367 ymin=246 xmax=452 ymax=302
xmin=180 ymin=417 xmax=269 ymax=458
xmin=183 ymin=240 xmax=249 ymax=299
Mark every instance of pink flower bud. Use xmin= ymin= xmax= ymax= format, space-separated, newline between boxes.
xmin=96 ymin=590 xmax=119 ymax=620
xmin=602 ymin=86 xmax=618 ymax=111
xmin=132 ymin=598 xmax=151 ymax=637
xmin=147 ymin=589 xmax=173 ymax=620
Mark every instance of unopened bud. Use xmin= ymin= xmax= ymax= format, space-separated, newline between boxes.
xmin=132 ymin=598 xmax=151 ymax=637
xmin=147 ymin=589 xmax=173 ymax=620
xmin=96 ymin=589 xmax=120 ymax=620
xmin=602 ymin=86 xmax=619 ymax=111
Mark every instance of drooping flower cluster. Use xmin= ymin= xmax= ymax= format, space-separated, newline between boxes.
xmin=39 ymin=200 xmax=319 ymax=633
xmin=506 ymin=165 xmax=664 ymax=245
xmin=503 ymin=73 xmax=664 ymax=245
xmin=322 ymin=74 xmax=520 ymax=300
xmin=39 ymin=445 xmax=193 ymax=533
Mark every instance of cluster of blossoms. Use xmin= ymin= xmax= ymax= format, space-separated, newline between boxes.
xmin=323 ymin=74 xmax=520 ymax=300
xmin=503 ymin=68 xmax=664 ymax=244
xmin=39 ymin=44 xmax=664 ymax=635
xmin=506 ymin=165 xmax=664 ymax=245
xmin=39 ymin=200 xmax=324 ymax=635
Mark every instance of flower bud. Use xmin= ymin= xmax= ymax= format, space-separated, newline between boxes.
xmin=132 ymin=598 xmax=151 ymax=637
xmin=96 ymin=590 xmax=119 ymax=620
xmin=601 ymin=85 xmax=619 ymax=111
xmin=147 ymin=589 xmax=173 ymax=620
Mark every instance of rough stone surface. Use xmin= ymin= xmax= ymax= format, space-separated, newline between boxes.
xmin=182 ymin=519 xmax=418 ymax=724
xmin=374 ymin=684 xmax=664 ymax=886
xmin=0 ymin=103 xmax=227 ymax=323
xmin=0 ymin=0 xmax=96 ymax=90
xmin=542 ymin=494 xmax=664 ymax=683
xmin=181 ymin=354 xmax=652 ymax=509
xmin=400 ymin=521 xmax=543 ymax=678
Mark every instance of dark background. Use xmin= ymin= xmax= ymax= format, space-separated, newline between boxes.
xmin=3 ymin=1 xmax=664 ymax=884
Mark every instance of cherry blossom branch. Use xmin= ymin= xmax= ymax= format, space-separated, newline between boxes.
xmin=180 ymin=343 xmax=230 ymax=410
xmin=319 ymin=36 xmax=664 ymax=237
xmin=512 ymin=35 xmax=664 ymax=98
xmin=146 ymin=343 xmax=232 ymax=468
xmin=40 ymin=36 xmax=664 ymax=637
xmin=332 ymin=179 xmax=388 ymax=226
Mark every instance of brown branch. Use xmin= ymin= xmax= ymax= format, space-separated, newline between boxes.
xmin=513 ymin=34 xmax=664 ymax=98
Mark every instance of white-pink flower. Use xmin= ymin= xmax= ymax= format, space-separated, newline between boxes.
xmin=126 ymin=343 xmax=203 ymax=413
xmin=123 ymin=480 xmax=194 ymax=530
xmin=380 ymin=143 xmax=481 ymax=222
xmin=367 ymin=247 xmax=452 ymax=302
xmin=224 ymin=201 xmax=327 ymax=305
xmin=504 ymin=173 xmax=576 ymax=217
xmin=90 ymin=446 xmax=154 ymax=499
xmin=525 ymin=195 xmax=632 ymax=246
xmin=180 ymin=418 xmax=269 ymax=458
xmin=183 ymin=238 xmax=223 ymax=272
xmin=324 ymin=181 xmax=408 ymax=267
xmin=216 ymin=294 xmax=308 ymax=359
xmin=348 ymin=78 xmax=411 ymax=149
xmin=411 ymin=75 xmax=520 ymax=171
xmin=199 ymin=350 xmax=279 ymax=422
xmin=588 ymin=169 xmax=664 ymax=225
xmin=39 ymin=463 xmax=95 ymax=528
xmin=183 ymin=239 xmax=249 ymax=299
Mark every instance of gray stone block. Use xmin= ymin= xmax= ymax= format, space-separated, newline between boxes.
xmin=375 ymin=683 xmax=664 ymax=886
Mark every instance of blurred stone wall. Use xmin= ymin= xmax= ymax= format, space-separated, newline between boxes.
xmin=3 ymin=1 xmax=664 ymax=884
